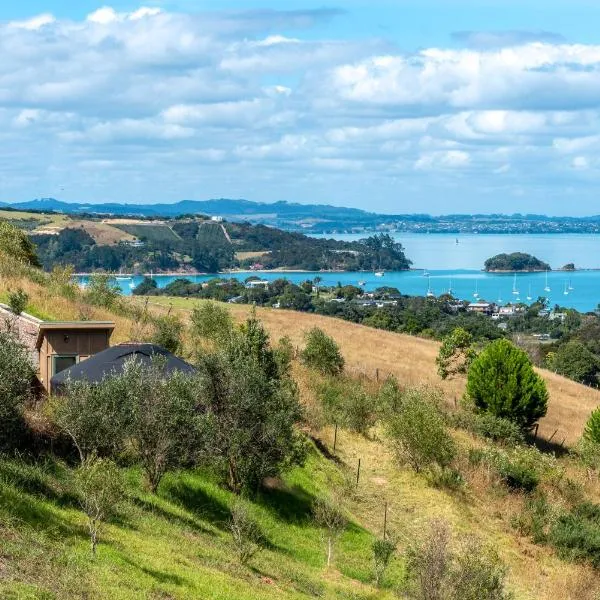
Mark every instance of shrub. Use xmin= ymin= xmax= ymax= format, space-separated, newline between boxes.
xmin=301 ymin=327 xmax=344 ymax=375
xmin=85 ymin=274 xmax=121 ymax=309
xmin=7 ymin=288 xmax=29 ymax=315
xmin=75 ymin=457 xmax=123 ymax=556
xmin=548 ymin=341 xmax=600 ymax=387
xmin=372 ymin=536 xmax=396 ymax=587
xmin=449 ymin=537 xmax=512 ymax=600
xmin=313 ymin=495 xmax=347 ymax=568
xmin=0 ymin=221 xmax=40 ymax=266
xmin=0 ymin=332 xmax=35 ymax=448
xmin=466 ymin=339 xmax=548 ymax=429
xmin=151 ymin=314 xmax=183 ymax=354
xmin=228 ymin=500 xmax=266 ymax=566
xmin=451 ymin=411 xmax=524 ymax=447
xmin=584 ymin=408 xmax=600 ymax=445
xmin=386 ymin=389 xmax=456 ymax=473
xmin=190 ymin=301 xmax=233 ymax=343
xmin=576 ymin=437 xmax=600 ymax=480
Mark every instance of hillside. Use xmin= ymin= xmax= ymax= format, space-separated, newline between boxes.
xmin=2 ymin=259 xmax=600 ymax=598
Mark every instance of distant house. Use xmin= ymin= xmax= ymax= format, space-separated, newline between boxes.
xmin=549 ymin=311 xmax=567 ymax=322
xmin=498 ymin=306 xmax=517 ymax=317
xmin=245 ymin=280 xmax=270 ymax=289
xmin=51 ymin=343 xmax=195 ymax=392
xmin=210 ymin=216 xmax=224 ymax=223
xmin=125 ymin=239 xmax=145 ymax=248
xmin=467 ymin=302 xmax=495 ymax=315
xmin=0 ymin=304 xmax=115 ymax=393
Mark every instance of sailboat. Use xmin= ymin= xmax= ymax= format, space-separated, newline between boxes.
xmin=374 ymin=271 xmax=384 ymax=277
xmin=526 ymin=284 xmax=532 ymax=302
xmin=426 ymin=277 xmax=435 ymax=298
xmin=512 ymin=273 xmax=519 ymax=295
xmin=447 ymin=278 xmax=453 ymax=295
xmin=544 ymin=270 xmax=551 ymax=293
xmin=473 ymin=280 xmax=479 ymax=298
xmin=498 ymin=291 xmax=503 ymax=304
xmin=563 ymin=282 xmax=569 ymax=296
xmin=568 ymin=279 xmax=574 ymax=291
xmin=115 ymin=268 xmax=132 ymax=281
xmin=422 ymin=269 xmax=430 ymax=277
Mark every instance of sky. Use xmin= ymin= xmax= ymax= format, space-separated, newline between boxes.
xmin=3 ymin=2 xmax=600 ymax=214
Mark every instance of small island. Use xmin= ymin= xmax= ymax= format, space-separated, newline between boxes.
xmin=561 ymin=263 xmax=576 ymax=271
xmin=484 ymin=252 xmax=551 ymax=272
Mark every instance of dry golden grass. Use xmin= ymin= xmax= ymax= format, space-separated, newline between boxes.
xmin=147 ymin=297 xmax=600 ymax=446
xmin=235 ymin=251 xmax=271 ymax=261
xmin=67 ymin=221 xmax=135 ymax=246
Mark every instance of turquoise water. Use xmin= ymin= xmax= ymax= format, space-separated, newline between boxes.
xmin=79 ymin=269 xmax=597 ymax=312
xmin=77 ymin=233 xmax=600 ymax=311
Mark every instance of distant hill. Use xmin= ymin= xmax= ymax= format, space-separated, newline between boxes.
xmin=5 ymin=198 xmax=600 ymax=234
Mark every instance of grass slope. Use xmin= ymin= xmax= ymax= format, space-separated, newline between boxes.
xmin=146 ymin=297 xmax=600 ymax=446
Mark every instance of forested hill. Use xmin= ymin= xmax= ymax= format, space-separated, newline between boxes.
xmin=25 ymin=213 xmax=411 ymax=273
xmin=484 ymin=253 xmax=551 ymax=272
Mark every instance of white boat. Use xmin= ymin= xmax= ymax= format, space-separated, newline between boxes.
xmin=564 ymin=282 xmax=569 ymax=296
xmin=473 ymin=280 xmax=479 ymax=298
xmin=374 ymin=271 xmax=384 ymax=277
xmin=448 ymin=279 xmax=453 ymax=295
xmin=358 ymin=280 xmax=366 ymax=286
xmin=422 ymin=269 xmax=430 ymax=276
xmin=544 ymin=270 xmax=551 ymax=293
xmin=526 ymin=284 xmax=532 ymax=302
xmin=426 ymin=277 xmax=435 ymax=298
xmin=129 ymin=281 xmax=135 ymax=289
xmin=512 ymin=273 xmax=519 ymax=295
xmin=116 ymin=276 xmax=132 ymax=281
xmin=568 ymin=279 xmax=574 ymax=291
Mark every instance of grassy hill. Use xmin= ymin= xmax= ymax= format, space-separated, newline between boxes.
xmin=2 ymin=262 xmax=600 ymax=598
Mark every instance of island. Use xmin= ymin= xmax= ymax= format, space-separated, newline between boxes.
xmin=484 ymin=252 xmax=551 ymax=272
xmin=561 ymin=263 xmax=576 ymax=271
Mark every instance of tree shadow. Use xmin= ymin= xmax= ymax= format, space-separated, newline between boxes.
xmin=159 ymin=479 xmax=230 ymax=531
xmin=527 ymin=433 xmax=570 ymax=457
xmin=130 ymin=495 xmax=215 ymax=536
xmin=309 ymin=435 xmax=343 ymax=465
xmin=255 ymin=484 xmax=315 ymax=525
xmin=119 ymin=555 xmax=188 ymax=587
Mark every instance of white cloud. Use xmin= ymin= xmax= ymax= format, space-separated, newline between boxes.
xmin=2 ymin=6 xmax=600 ymax=210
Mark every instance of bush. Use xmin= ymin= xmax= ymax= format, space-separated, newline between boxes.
xmin=7 ymin=288 xmax=29 ymax=315
xmin=151 ymin=314 xmax=183 ymax=354
xmin=372 ymin=536 xmax=396 ymax=587
xmin=301 ymin=327 xmax=344 ymax=376
xmin=452 ymin=411 xmax=524 ymax=447
xmin=466 ymin=339 xmax=548 ymax=429
xmin=228 ymin=500 xmax=266 ymax=566
xmin=0 ymin=332 xmax=35 ymax=448
xmin=190 ymin=301 xmax=233 ymax=343
xmin=85 ymin=274 xmax=121 ymax=309
xmin=0 ymin=221 xmax=40 ymax=266
xmin=585 ymin=408 xmax=600 ymax=445
xmin=386 ymin=389 xmax=456 ymax=473
xmin=548 ymin=341 xmax=600 ymax=386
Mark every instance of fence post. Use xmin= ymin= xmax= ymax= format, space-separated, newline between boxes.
xmin=383 ymin=502 xmax=388 ymax=539
xmin=333 ymin=423 xmax=338 ymax=454
xmin=375 ymin=368 xmax=379 ymax=382
xmin=356 ymin=458 xmax=361 ymax=486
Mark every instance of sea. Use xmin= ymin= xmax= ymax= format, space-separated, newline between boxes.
xmin=77 ymin=233 xmax=600 ymax=312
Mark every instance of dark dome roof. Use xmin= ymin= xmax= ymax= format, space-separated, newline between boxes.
xmin=50 ymin=343 xmax=195 ymax=391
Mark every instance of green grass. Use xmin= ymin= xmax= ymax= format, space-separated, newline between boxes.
xmin=113 ymin=224 xmax=181 ymax=243
xmin=197 ymin=223 xmax=230 ymax=246
xmin=0 ymin=446 xmax=403 ymax=599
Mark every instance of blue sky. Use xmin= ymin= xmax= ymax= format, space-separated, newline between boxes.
xmin=2 ymin=1 xmax=600 ymax=214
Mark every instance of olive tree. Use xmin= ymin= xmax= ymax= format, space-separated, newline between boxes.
xmin=301 ymin=327 xmax=344 ymax=376
xmin=466 ymin=339 xmax=548 ymax=429
xmin=313 ymin=495 xmax=347 ymax=568
xmin=190 ymin=301 xmax=233 ymax=344
xmin=75 ymin=457 xmax=124 ymax=557
xmin=197 ymin=317 xmax=307 ymax=493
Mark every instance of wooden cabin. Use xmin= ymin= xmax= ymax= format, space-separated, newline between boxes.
xmin=36 ymin=322 xmax=115 ymax=393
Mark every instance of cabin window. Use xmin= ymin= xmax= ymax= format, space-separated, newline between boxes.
xmin=52 ymin=355 xmax=78 ymax=376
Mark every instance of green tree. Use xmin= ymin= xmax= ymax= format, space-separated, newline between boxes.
xmin=75 ymin=457 xmax=124 ymax=556
xmin=436 ymin=327 xmax=476 ymax=380
xmin=313 ymin=495 xmax=347 ymax=568
xmin=190 ymin=301 xmax=233 ymax=344
xmin=50 ymin=375 xmax=131 ymax=463
xmin=7 ymin=288 xmax=29 ymax=315
xmin=151 ymin=314 xmax=183 ymax=354
xmin=85 ymin=274 xmax=121 ymax=309
xmin=0 ymin=221 xmax=40 ymax=266
xmin=301 ymin=327 xmax=345 ymax=376
xmin=372 ymin=536 xmax=397 ymax=587
xmin=122 ymin=358 xmax=205 ymax=493
xmin=386 ymin=389 xmax=456 ymax=473
xmin=132 ymin=276 xmax=158 ymax=296
xmin=197 ymin=321 xmax=307 ymax=493
xmin=466 ymin=339 xmax=548 ymax=429
xmin=0 ymin=332 xmax=34 ymax=448
xmin=228 ymin=500 xmax=266 ymax=566
xmin=548 ymin=340 xmax=599 ymax=386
